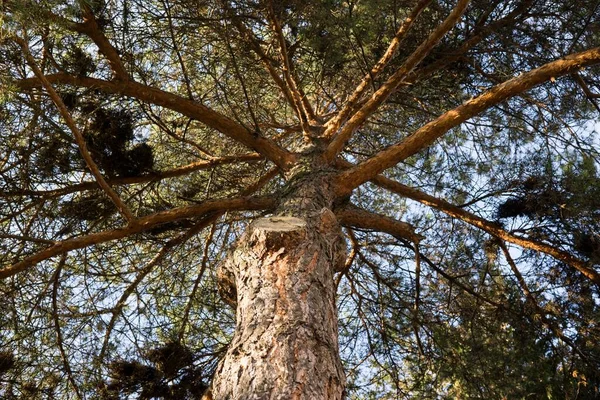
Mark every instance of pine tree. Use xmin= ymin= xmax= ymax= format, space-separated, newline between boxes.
xmin=1 ymin=0 xmax=599 ymax=398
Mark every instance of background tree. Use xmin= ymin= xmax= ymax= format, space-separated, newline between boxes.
xmin=1 ymin=0 xmax=599 ymax=398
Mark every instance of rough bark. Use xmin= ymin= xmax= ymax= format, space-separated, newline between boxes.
xmin=212 ymin=157 xmax=346 ymax=399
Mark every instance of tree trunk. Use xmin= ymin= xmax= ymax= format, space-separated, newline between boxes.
xmin=211 ymin=169 xmax=347 ymax=399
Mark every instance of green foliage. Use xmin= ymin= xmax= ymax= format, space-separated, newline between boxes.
xmin=1 ymin=0 xmax=599 ymax=398
xmin=104 ymin=342 xmax=208 ymax=399
xmin=83 ymin=107 xmax=155 ymax=177
xmin=497 ymin=156 xmax=600 ymax=263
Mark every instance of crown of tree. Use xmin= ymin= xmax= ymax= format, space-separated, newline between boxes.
xmin=1 ymin=0 xmax=599 ymax=398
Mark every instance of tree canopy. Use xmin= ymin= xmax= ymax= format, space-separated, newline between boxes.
xmin=1 ymin=0 xmax=600 ymax=398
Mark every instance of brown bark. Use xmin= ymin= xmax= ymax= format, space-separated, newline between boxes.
xmin=212 ymin=166 xmax=346 ymax=399
xmin=335 ymin=204 xmax=423 ymax=243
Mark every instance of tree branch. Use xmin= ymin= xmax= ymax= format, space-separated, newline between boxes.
xmin=15 ymin=35 xmax=136 ymax=223
xmin=574 ymin=73 xmax=600 ymax=113
xmin=0 ymin=196 xmax=276 ymax=279
xmin=266 ymin=0 xmax=315 ymax=134
xmin=323 ymin=0 xmax=471 ymax=162
xmin=332 ymin=0 xmax=535 ymax=122
xmin=1 ymin=153 xmax=263 ymax=199
xmin=498 ymin=241 xmax=590 ymax=361
xmin=335 ymin=204 xmax=423 ymax=243
xmin=51 ymin=256 xmax=83 ymax=400
xmin=408 ymin=0 xmax=534 ymax=86
xmin=371 ymin=173 xmax=600 ymax=286
xmin=98 ymin=165 xmax=278 ymax=361
xmin=15 ymin=74 xmax=297 ymax=169
xmin=230 ymin=16 xmax=297 ymax=113
xmin=72 ymin=3 xmax=129 ymax=80
xmin=335 ymin=46 xmax=600 ymax=193
xmin=98 ymin=212 xmax=216 ymax=363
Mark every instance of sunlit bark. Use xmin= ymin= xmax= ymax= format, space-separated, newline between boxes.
xmin=212 ymin=157 xmax=346 ymax=399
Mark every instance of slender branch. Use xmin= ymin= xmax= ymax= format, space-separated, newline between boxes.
xmin=15 ymin=74 xmax=297 ymax=169
xmin=323 ymin=0 xmax=471 ymax=162
xmin=370 ymin=173 xmax=600 ymax=285
xmin=335 ymin=46 xmax=600 ymax=193
xmin=160 ymin=0 xmax=194 ymax=98
xmin=324 ymin=0 xmax=432 ymax=137
xmin=223 ymin=21 xmax=262 ymax=132
xmin=0 ymin=234 xmax=56 ymax=245
xmin=15 ymin=35 xmax=136 ymax=223
xmin=335 ymin=228 xmax=359 ymax=289
xmin=266 ymin=0 xmax=313 ymax=134
xmin=0 ymin=196 xmax=276 ymax=279
xmin=408 ymin=0 xmax=534 ymax=86
xmin=412 ymin=242 xmax=424 ymax=357
xmin=98 ymin=165 xmax=278 ymax=360
xmin=1 ymin=154 xmax=264 ymax=199
xmin=498 ymin=241 xmax=590 ymax=361
xmin=230 ymin=17 xmax=297 ymax=112
xmin=401 ymin=240 xmax=504 ymax=308
xmin=574 ymin=74 xmax=600 ymax=99
xmin=335 ymin=0 xmax=535 ymax=121
xmin=335 ymin=204 xmax=423 ymax=243
xmin=51 ymin=256 xmax=83 ymax=400
xmin=177 ymin=221 xmax=217 ymax=341
xmin=144 ymin=110 xmax=212 ymax=156
xmin=98 ymin=213 xmax=216 ymax=362
xmin=574 ymin=73 xmax=600 ymax=113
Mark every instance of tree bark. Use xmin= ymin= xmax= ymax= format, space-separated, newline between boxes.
xmin=212 ymin=166 xmax=347 ymax=399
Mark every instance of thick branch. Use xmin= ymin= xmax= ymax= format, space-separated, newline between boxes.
xmin=335 ymin=204 xmax=423 ymax=243
xmin=15 ymin=74 xmax=296 ymax=169
xmin=323 ymin=0 xmax=470 ymax=162
xmin=335 ymin=46 xmax=600 ymax=193
xmin=0 ymin=196 xmax=276 ymax=279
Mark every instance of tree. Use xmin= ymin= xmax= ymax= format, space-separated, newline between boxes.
xmin=1 ymin=0 xmax=599 ymax=398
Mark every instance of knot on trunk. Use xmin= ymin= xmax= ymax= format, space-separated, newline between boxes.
xmin=217 ymin=262 xmax=237 ymax=307
xmin=249 ymin=216 xmax=307 ymax=251
xmin=318 ymin=208 xmax=347 ymax=272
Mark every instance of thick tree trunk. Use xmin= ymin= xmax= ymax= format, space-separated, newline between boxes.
xmin=211 ymin=170 xmax=347 ymax=399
